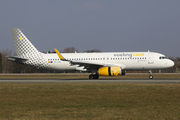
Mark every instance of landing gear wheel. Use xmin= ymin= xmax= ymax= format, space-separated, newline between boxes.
xmin=93 ymin=74 xmax=99 ymax=79
xmin=89 ymin=74 xmax=99 ymax=79
xmin=149 ymin=70 xmax=153 ymax=79
xmin=89 ymin=75 xmax=94 ymax=79
xmin=149 ymin=75 xmax=153 ymax=79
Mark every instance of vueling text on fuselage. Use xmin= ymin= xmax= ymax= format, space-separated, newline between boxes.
xmin=114 ymin=53 xmax=144 ymax=58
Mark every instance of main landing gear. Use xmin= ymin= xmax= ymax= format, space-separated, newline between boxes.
xmin=149 ymin=70 xmax=153 ymax=79
xmin=89 ymin=73 xmax=99 ymax=79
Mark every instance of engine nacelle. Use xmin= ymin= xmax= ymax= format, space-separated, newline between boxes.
xmin=98 ymin=66 xmax=125 ymax=76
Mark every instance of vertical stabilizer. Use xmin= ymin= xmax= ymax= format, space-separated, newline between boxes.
xmin=10 ymin=28 xmax=50 ymax=69
xmin=11 ymin=28 xmax=39 ymax=57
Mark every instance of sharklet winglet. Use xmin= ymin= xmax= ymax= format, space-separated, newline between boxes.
xmin=54 ymin=48 xmax=67 ymax=61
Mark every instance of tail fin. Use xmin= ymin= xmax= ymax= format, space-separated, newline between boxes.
xmin=10 ymin=28 xmax=50 ymax=69
xmin=11 ymin=28 xmax=40 ymax=57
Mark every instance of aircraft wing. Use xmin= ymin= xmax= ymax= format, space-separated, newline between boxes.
xmin=70 ymin=60 xmax=104 ymax=69
xmin=54 ymin=48 xmax=126 ymax=70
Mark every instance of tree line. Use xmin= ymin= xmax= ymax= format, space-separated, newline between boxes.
xmin=0 ymin=48 xmax=179 ymax=73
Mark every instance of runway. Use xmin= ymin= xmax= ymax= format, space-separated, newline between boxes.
xmin=0 ymin=79 xmax=180 ymax=83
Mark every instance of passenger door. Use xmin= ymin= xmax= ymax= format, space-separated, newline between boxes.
xmin=148 ymin=54 xmax=154 ymax=64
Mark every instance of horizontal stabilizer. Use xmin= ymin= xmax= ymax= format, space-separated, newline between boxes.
xmin=7 ymin=56 xmax=28 ymax=62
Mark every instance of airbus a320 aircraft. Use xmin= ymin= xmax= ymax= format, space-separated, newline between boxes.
xmin=8 ymin=28 xmax=174 ymax=79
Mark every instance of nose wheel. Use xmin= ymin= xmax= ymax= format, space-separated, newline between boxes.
xmin=149 ymin=70 xmax=153 ymax=79
xmin=149 ymin=75 xmax=153 ymax=79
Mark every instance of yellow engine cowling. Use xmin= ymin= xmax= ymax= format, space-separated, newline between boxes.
xmin=98 ymin=66 xmax=125 ymax=76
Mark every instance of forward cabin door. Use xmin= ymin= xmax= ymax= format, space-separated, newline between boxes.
xmin=148 ymin=53 xmax=154 ymax=64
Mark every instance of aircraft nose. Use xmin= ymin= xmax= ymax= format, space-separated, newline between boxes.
xmin=168 ymin=60 xmax=174 ymax=67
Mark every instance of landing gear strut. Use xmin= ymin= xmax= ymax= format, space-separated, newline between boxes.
xmin=149 ymin=70 xmax=153 ymax=79
xmin=89 ymin=73 xmax=99 ymax=79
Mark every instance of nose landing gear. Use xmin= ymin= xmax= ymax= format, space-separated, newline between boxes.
xmin=149 ymin=70 xmax=153 ymax=79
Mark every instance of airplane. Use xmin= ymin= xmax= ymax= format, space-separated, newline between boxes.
xmin=8 ymin=28 xmax=174 ymax=79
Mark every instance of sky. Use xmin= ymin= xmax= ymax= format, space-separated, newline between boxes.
xmin=0 ymin=0 xmax=180 ymax=57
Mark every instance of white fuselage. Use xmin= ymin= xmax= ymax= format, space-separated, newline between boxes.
xmin=41 ymin=52 xmax=174 ymax=71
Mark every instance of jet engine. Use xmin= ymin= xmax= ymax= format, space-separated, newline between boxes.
xmin=98 ymin=66 xmax=125 ymax=76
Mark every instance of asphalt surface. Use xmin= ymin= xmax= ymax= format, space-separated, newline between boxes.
xmin=0 ymin=79 xmax=179 ymax=83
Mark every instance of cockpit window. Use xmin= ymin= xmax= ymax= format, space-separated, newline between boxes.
xmin=159 ymin=56 xmax=167 ymax=59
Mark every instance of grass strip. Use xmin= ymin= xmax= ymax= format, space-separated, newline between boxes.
xmin=0 ymin=83 xmax=180 ymax=119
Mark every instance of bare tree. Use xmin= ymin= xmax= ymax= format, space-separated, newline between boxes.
xmin=84 ymin=49 xmax=101 ymax=53
xmin=0 ymin=53 xmax=2 ymax=73
xmin=1 ymin=49 xmax=15 ymax=73
xmin=62 ymin=47 xmax=79 ymax=53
